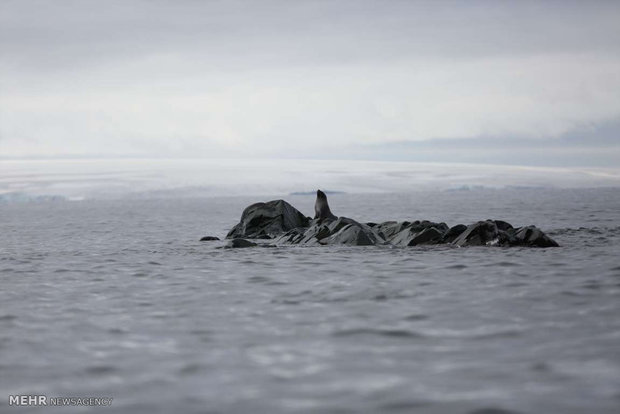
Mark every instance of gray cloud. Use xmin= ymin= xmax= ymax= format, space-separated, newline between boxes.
xmin=3 ymin=0 xmax=619 ymax=71
xmin=1 ymin=0 xmax=620 ymax=166
xmin=340 ymin=117 xmax=620 ymax=167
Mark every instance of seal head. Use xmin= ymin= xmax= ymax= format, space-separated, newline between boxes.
xmin=314 ymin=189 xmax=337 ymax=221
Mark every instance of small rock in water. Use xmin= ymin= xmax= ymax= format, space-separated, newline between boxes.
xmin=200 ymin=236 xmax=220 ymax=241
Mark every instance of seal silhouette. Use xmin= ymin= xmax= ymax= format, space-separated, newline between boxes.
xmin=314 ymin=189 xmax=337 ymax=221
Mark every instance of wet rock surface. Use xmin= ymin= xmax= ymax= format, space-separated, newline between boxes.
xmin=276 ymin=217 xmax=382 ymax=246
xmin=226 ymin=196 xmax=559 ymax=248
xmin=199 ymin=236 xmax=220 ymax=241
xmin=225 ymin=238 xmax=258 ymax=248
xmin=226 ymin=199 xmax=310 ymax=239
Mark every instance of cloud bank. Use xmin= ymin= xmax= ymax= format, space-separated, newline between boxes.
xmin=1 ymin=0 xmax=619 ymax=166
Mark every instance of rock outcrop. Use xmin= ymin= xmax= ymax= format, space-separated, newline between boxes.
xmin=512 ymin=225 xmax=559 ymax=247
xmin=226 ymin=200 xmax=310 ymax=239
xmin=450 ymin=220 xmax=559 ymax=247
xmin=276 ymin=217 xmax=382 ymax=246
xmin=225 ymin=191 xmax=559 ymax=248
xmin=378 ymin=220 xmax=450 ymax=246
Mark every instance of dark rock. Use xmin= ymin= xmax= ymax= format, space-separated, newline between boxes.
xmin=409 ymin=227 xmax=445 ymax=245
xmin=451 ymin=220 xmax=555 ymax=247
xmin=301 ymin=222 xmax=332 ymax=245
xmin=452 ymin=220 xmax=505 ymax=247
xmin=276 ymin=216 xmax=383 ymax=246
xmin=387 ymin=221 xmax=448 ymax=246
xmin=225 ymin=238 xmax=257 ymax=248
xmin=224 ymin=192 xmax=559 ymax=248
xmin=443 ymin=224 xmax=467 ymax=243
xmin=494 ymin=220 xmax=514 ymax=232
xmin=326 ymin=217 xmax=360 ymax=234
xmin=274 ymin=227 xmax=307 ymax=244
xmin=274 ymin=219 xmax=330 ymax=245
xmin=226 ymin=200 xmax=310 ymax=239
xmin=254 ymin=234 xmax=273 ymax=239
xmin=513 ymin=226 xmax=559 ymax=247
xmin=375 ymin=221 xmax=410 ymax=241
xmin=319 ymin=220 xmax=382 ymax=246
xmin=413 ymin=220 xmax=449 ymax=234
xmin=199 ymin=236 xmax=220 ymax=241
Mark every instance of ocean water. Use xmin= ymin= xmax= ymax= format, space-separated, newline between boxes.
xmin=1 ymin=160 xmax=620 ymax=413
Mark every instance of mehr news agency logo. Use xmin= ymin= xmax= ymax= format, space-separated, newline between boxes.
xmin=8 ymin=395 xmax=113 ymax=407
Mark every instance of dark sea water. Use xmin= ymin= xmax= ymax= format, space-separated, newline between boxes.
xmin=1 ymin=188 xmax=620 ymax=414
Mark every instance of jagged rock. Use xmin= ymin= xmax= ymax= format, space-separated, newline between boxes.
xmin=222 ymin=193 xmax=559 ymax=248
xmin=388 ymin=221 xmax=448 ymax=246
xmin=443 ymin=224 xmax=468 ymax=243
xmin=409 ymin=227 xmax=445 ymax=245
xmin=513 ymin=226 xmax=559 ymax=247
xmin=274 ymin=220 xmax=328 ymax=245
xmin=275 ymin=227 xmax=307 ymax=244
xmin=375 ymin=221 xmax=411 ymax=241
xmin=493 ymin=220 xmax=514 ymax=232
xmin=451 ymin=220 xmax=512 ymax=247
xmin=319 ymin=219 xmax=383 ymax=246
xmin=200 ymin=236 xmax=220 ymax=241
xmin=226 ymin=200 xmax=310 ymax=239
xmin=326 ymin=217 xmax=364 ymax=235
xmin=225 ymin=238 xmax=257 ymax=248
xmin=277 ymin=217 xmax=383 ymax=246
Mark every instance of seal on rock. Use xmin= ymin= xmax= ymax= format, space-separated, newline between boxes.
xmin=224 ymin=196 xmax=560 ymax=247
xmin=314 ymin=190 xmax=337 ymax=221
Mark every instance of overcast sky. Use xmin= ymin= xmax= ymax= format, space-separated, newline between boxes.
xmin=1 ymin=0 xmax=619 ymax=166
